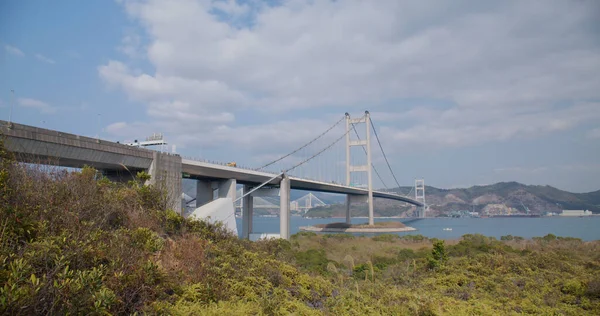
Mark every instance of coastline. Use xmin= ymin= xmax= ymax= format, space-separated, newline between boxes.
xmin=299 ymin=225 xmax=417 ymax=233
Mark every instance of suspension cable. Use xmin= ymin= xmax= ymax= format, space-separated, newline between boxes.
xmin=220 ymin=117 xmax=362 ymax=222
xmin=406 ymin=185 xmax=414 ymax=197
xmin=257 ymin=115 xmax=346 ymax=170
xmin=284 ymin=117 xmax=360 ymax=174
xmin=233 ymin=172 xmax=284 ymax=203
xmin=350 ymin=123 xmax=389 ymax=189
xmin=369 ymin=116 xmax=408 ymax=195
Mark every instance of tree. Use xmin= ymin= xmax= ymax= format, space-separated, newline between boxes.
xmin=428 ymin=239 xmax=448 ymax=270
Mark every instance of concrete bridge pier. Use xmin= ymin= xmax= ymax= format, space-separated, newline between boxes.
xmin=196 ymin=180 xmax=213 ymax=207
xmin=196 ymin=178 xmax=237 ymax=208
xmin=242 ymin=185 xmax=254 ymax=239
xmin=279 ymin=174 xmax=291 ymax=240
xmin=345 ymin=195 xmax=367 ymax=225
xmin=146 ymin=152 xmax=182 ymax=214
xmin=345 ymin=195 xmax=351 ymax=224
xmin=415 ymin=206 xmax=427 ymax=218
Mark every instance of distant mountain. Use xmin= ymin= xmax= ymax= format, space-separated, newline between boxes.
xmin=385 ymin=182 xmax=600 ymax=216
xmin=182 ymin=179 xmax=599 ymax=217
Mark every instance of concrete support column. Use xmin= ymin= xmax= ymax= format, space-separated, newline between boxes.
xmin=147 ymin=152 xmax=182 ymax=214
xmin=218 ymin=179 xmax=236 ymax=199
xmin=196 ymin=178 xmax=236 ymax=209
xmin=279 ymin=174 xmax=291 ymax=240
xmin=196 ymin=179 xmax=213 ymax=207
xmin=242 ymin=185 xmax=254 ymax=239
xmin=345 ymin=195 xmax=351 ymax=224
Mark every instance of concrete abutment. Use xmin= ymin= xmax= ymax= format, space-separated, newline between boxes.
xmin=146 ymin=152 xmax=183 ymax=214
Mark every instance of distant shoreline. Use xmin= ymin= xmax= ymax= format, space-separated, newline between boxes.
xmin=299 ymin=225 xmax=417 ymax=233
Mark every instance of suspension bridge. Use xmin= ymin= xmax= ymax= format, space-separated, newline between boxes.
xmin=0 ymin=111 xmax=426 ymax=240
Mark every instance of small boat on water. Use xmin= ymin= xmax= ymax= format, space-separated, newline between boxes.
xmin=443 ymin=228 xmax=452 ymax=231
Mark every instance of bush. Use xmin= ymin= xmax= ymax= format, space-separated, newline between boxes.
xmin=1 ymin=141 xmax=599 ymax=314
xmin=294 ymin=249 xmax=331 ymax=274
xmin=400 ymin=234 xmax=428 ymax=242
xmin=323 ymin=233 xmax=354 ymax=240
xmin=587 ymin=278 xmax=600 ymax=298
xmin=372 ymin=234 xmax=399 ymax=242
xmin=427 ymin=240 xmax=448 ymax=270
xmin=291 ymin=231 xmax=317 ymax=239
xmin=397 ymin=248 xmax=417 ymax=261
xmin=450 ymin=234 xmax=509 ymax=257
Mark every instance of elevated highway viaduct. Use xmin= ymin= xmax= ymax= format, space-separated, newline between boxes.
xmin=1 ymin=120 xmax=422 ymax=239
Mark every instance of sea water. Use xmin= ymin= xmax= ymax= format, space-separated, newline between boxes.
xmin=235 ymin=216 xmax=600 ymax=241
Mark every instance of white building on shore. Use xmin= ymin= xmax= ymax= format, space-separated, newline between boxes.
xmin=560 ymin=210 xmax=592 ymax=217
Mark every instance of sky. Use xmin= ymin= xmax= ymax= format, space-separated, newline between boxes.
xmin=1 ymin=0 xmax=599 ymax=193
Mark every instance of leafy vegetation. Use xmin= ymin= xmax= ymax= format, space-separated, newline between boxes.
xmin=1 ymin=141 xmax=599 ymax=314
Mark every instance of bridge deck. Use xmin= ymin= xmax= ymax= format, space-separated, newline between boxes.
xmin=182 ymin=159 xmax=423 ymax=206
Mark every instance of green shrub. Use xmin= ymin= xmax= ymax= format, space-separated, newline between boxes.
xmin=291 ymin=231 xmax=317 ymax=239
xmin=164 ymin=209 xmax=184 ymax=234
xmin=400 ymin=234 xmax=428 ymax=242
xmin=372 ymin=234 xmax=399 ymax=242
xmin=130 ymin=227 xmax=164 ymax=252
xmin=372 ymin=255 xmax=397 ymax=270
xmin=322 ymin=233 xmax=354 ymax=240
xmin=587 ymin=278 xmax=600 ymax=298
xmin=427 ymin=240 xmax=448 ymax=270
xmin=562 ymin=280 xmax=585 ymax=296
xmin=397 ymin=248 xmax=417 ymax=261
xmin=1 ymin=140 xmax=599 ymax=315
xmin=294 ymin=249 xmax=331 ymax=274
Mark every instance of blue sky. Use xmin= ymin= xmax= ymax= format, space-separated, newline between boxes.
xmin=1 ymin=0 xmax=599 ymax=192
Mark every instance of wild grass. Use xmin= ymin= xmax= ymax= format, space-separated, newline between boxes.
xmin=1 ymin=140 xmax=599 ymax=315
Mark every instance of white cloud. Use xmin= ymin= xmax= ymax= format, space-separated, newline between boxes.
xmin=34 ymin=53 xmax=56 ymax=64
xmin=382 ymin=102 xmax=600 ymax=148
xmin=118 ymin=33 xmax=143 ymax=58
xmin=105 ymin=115 xmax=341 ymax=153
xmin=4 ymin=44 xmax=24 ymax=56
xmin=17 ymin=98 xmax=56 ymax=114
xmin=100 ymin=0 xmax=600 ymax=160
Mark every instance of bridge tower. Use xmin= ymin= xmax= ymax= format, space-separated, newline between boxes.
xmin=345 ymin=111 xmax=374 ymax=225
xmin=415 ymin=179 xmax=426 ymax=218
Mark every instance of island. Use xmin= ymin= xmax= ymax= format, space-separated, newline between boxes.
xmin=300 ymin=221 xmax=416 ymax=233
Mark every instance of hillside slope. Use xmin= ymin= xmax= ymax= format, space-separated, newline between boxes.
xmin=2 ymin=143 xmax=599 ymax=314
